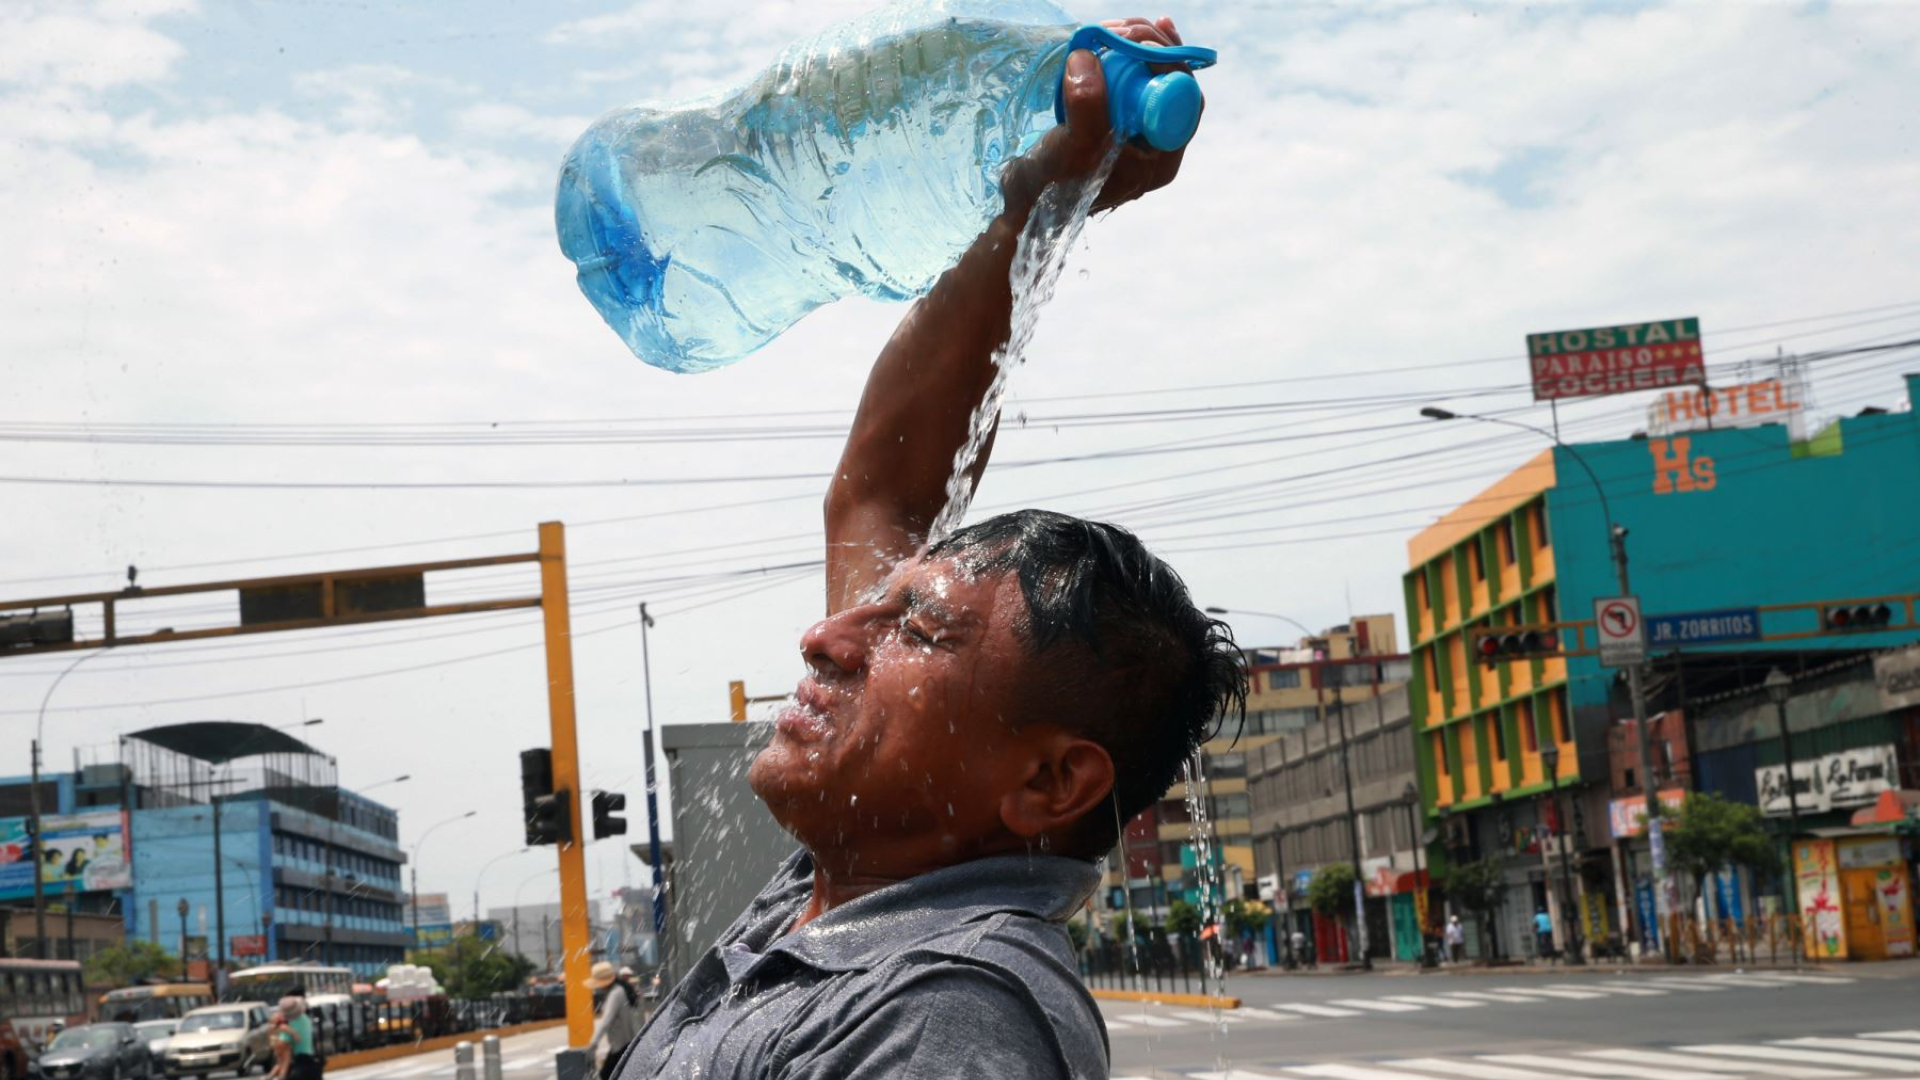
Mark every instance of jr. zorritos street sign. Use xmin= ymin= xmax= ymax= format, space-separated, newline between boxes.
xmin=1529 ymin=317 xmax=1705 ymax=402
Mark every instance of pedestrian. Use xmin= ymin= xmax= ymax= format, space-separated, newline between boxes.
xmin=1444 ymin=915 xmax=1465 ymax=964
xmin=617 ymin=19 xmax=1232 ymax=1079
xmin=279 ymin=994 xmax=320 ymax=1080
xmin=1289 ymin=928 xmax=1308 ymax=969
xmin=266 ymin=1009 xmax=295 ymax=1080
xmin=584 ymin=962 xmax=640 ymax=1080
xmin=1534 ymin=908 xmax=1555 ymax=962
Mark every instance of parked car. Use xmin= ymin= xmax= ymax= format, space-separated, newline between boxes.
xmin=130 ymin=1023 xmax=176 ymax=1070
xmin=32 ymin=1023 xmax=151 ymax=1080
xmin=161 ymin=1006 xmax=269 ymax=1080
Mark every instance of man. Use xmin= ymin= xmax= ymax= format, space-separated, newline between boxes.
xmin=617 ymin=16 xmax=1244 ymax=1080
xmin=1444 ymin=914 xmax=1466 ymax=965
xmin=1534 ymin=908 xmax=1555 ymax=962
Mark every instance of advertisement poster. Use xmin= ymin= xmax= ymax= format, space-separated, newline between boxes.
xmin=1794 ymin=839 xmax=1847 ymax=961
xmin=0 ymin=810 xmax=131 ymax=901
xmin=1873 ymin=866 xmax=1914 ymax=959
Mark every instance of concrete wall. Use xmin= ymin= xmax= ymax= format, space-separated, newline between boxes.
xmin=659 ymin=723 xmax=795 ymax=984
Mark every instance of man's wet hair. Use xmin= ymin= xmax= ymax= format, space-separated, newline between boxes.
xmin=926 ymin=509 xmax=1248 ymax=854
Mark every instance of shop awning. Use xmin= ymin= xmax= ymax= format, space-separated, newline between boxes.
xmin=1849 ymin=789 xmax=1920 ymax=828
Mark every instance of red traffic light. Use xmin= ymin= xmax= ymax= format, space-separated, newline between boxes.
xmin=1823 ymin=603 xmax=1894 ymax=632
xmin=1477 ymin=635 xmax=1501 ymax=659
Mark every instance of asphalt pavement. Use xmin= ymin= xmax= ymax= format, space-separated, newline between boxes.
xmin=319 ymin=964 xmax=1920 ymax=1080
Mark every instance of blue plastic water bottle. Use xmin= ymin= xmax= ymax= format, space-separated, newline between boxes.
xmin=554 ymin=0 xmax=1216 ymax=373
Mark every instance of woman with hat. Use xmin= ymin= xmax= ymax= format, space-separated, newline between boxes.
xmin=583 ymin=962 xmax=639 ymax=1080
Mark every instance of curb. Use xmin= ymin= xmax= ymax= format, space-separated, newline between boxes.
xmin=1090 ymin=989 xmax=1241 ymax=1009
xmin=325 ymin=1019 xmax=567 ymax=1070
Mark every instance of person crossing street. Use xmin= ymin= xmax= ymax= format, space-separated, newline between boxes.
xmin=584 ymin=962 xmax=640 ymax=1080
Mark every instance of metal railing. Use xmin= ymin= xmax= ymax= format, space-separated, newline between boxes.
xmin=1080 ymin=931 xmax=1225 ymax=995
xmin=1659 ymin=913 xmax=1808 ymax=966
xmin=303 ymin=991 xmax=565 ymax=1052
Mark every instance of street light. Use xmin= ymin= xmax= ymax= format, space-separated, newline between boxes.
xmin=473 ymin=847 xmax=531 ymax=940
xmin=1399 ymin=782 xmax=1435 ymax=967
xmin=1421 ymin=405 xmax=1675 ymax=938
xmin=638 ymin=603 xmax=668 ymax=946
xmin=326 ymin=773 xmax=409 ymax=967
xmin=514 ymin=867 xmax=559 ymax=972
xmin=1207 ymin=605 xmax=1369 ymax=969
xmin=408 ymin=810 xmax=477 ymax=947
xmin=1764 ymin=668 xmax=1801 ymax=913
xmin=30 ymin=648 xmax=113 ymax=958
xmin=1538 ymin=742 xmax=1584 ymax=965
xmin=177 ymin=898 xmax=191 ymax=980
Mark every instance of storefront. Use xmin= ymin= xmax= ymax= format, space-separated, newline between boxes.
xmin=1794 ymin=833 xmax=1915 ymax=961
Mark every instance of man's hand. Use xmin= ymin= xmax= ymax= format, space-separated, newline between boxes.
xmin=822 ymin=15 xmax=1197 ymax=614
xmin=1001 ymin=16 xmax=1195 ymax=224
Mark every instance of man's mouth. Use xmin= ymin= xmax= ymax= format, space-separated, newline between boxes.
xmin=774 ymin=680 xmax=835 ymax=742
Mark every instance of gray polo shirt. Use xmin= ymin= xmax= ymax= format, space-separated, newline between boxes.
xmin=615 ymin=849 xmax=1108 ymax=1080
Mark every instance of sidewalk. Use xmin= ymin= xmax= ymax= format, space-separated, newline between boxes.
xmin=1234 ymin=954 xmax=1864 ymax=977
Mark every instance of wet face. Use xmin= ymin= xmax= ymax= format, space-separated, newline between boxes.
xmin=748 ymin=554 xmax=1050 ymax=866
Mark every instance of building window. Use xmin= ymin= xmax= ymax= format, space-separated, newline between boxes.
xmin=1531 ymin=501 xmax=1551 ymax=549
xmin=1499 ymin=520 xmax=1517 ymax=566
xmin=1489 ymin=711 xmax=1507 ymax=761
xmin=1268 ymin=668 xmax=1302 ymax=691
xmin=1468 ymin=539 xmax=1486 ymax=582
xmin=1519 ymin=699 xmax=1538 ymax=753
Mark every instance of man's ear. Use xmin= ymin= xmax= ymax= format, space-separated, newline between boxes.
xmin=998 ymin=732 xmax=1115 ymax=840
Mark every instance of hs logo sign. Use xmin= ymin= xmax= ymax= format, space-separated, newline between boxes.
xmin=1650 ymin=436 xmax=1716 ymax=494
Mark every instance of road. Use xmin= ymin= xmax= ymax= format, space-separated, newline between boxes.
xmin=1104 ymin=964 xmax=1920 ymax=1079
xmin=323 ymin=965 xmax=1920 ymax=1080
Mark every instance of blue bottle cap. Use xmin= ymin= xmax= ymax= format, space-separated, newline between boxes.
xmin=1137 ymin=70 xmax=1202 ymax=152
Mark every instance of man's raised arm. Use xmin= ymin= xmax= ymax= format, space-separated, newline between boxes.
xmin=824 ymin=17 xmax=1193 ymax=613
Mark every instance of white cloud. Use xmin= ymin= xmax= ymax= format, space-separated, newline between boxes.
xmin=454 ymin=102 xmax=595 ymax=145
xmin=0 ymin=0 xmax=193 ymax=91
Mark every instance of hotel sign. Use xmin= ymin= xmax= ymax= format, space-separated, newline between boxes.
xmin=1528 ymin=317 xmax=1706 ymax=402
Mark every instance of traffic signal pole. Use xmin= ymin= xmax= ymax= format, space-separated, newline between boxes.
xmin=1610 ymin=526 xmax=1676 ymax=949
xmin=536 ymin=523 xmax=594 ymax=1049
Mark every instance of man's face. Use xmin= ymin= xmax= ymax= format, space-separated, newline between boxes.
xmin=747 ymin=554 xmax=1046 ymax=862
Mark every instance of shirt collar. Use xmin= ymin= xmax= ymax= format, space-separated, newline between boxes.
xmin=737 ymin=849 xmax=1099 ymax=977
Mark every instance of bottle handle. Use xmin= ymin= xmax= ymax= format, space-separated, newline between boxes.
xmin=1052 ymin=24 xmax=1217 ymax=134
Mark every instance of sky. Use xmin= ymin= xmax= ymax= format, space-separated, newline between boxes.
xmin=4 ymin=0 xmax=1919 ymax=923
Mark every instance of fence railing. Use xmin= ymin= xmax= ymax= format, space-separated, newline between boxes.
xmin=1658 ymin=913 xmax=1808 ymax=966
xmin=1080 ymin=932 xmax=1228 ymax=996
xmin=306 ymin=991 xmax=565 ymax=1052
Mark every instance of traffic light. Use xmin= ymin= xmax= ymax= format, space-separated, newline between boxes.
xmin=1473 ymin=629 xmax=1559 ymax=666
xmin=1821 ymin=603 xmax=1893 ymax=632
xmin=591 ymin=790 xmax=628 ymax=840
xmin=520 ymin=748 xmax=573 ymax=846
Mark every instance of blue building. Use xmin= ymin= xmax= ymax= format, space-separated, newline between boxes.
xmin=3 ymin=723 xmax=410 ymax=978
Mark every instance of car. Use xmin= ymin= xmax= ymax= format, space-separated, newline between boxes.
xmin=129 ymin=1024 xmax=176 ymax=1071
xmin=161 ymin=1007 xmax=269 ymax=1080
xmin=33 ymin=1023 xmax=152 ymax=1080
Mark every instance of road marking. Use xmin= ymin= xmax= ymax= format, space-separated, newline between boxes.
xmin=1481 ymin=1054 xmax=1721 ymax=1080
xmin=1678 ymin=1045 xmax=1920 ymax=1070
xmin=1862 ymin=1034 xmax=1920 ymax=1043
xmin=1579 ymin=1049 xmax=1860 ymax=1077
xmin=1783 ymin=1042 xmax=1920 ymax=1060
xmin=1328 ymin=998 xmax=1426 ymax=1012
xmin=384 ymin=1064 xmax=447 ymax=1079
xmin=1101 ymin=1014 xmax=1138 ymax=1028
xmin=1191 ymin=1071 xmax=1292 ymax=1080
xmin=1235 ymin=1007 xmax=1300 ymax=1021
xmin=1118 ymin=1012 xmax=1189 ymax=1027
xmin=1436 ymin=991 xmax=1543 ymax=1005
xmin=1380 ymin=995 xmax=1484 ymax=1009
xmin=1383 ymin=1057 xmax=1554 ymax=1079
xmin=1272 ymin=1003 xmax=1366 ymax=1018
xmin=1743 ymin=973 xmax=1855 ymax=985
xmin=1172 ymin=1009 xmax=1251 ymax=1024
xmin=500 ymin=1058 xmax=546 ymax=1071
xmin=1478 ymin=986 xmax=1605 ymax=1000
xmin=1291 ymin=1064 xmax=1469 ymax=1080
xmin=1645 ymin=978 xmax=1730 ymax=991
xmin=1549 ymin=982 xmax=1665 ymax=996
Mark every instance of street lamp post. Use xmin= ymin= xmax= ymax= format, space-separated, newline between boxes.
xmin=1764 ymin=668 xmax=1801 ymax=913
xmin=1205 ymin=605 xmax=1370 ymax=969
xmin=638 ymin=603 xmax=668 ymax=945
xmin=31 ymin=648 xmax=111 ymax=959
xmin=1539 ymin=742 xmax=1584 ymax=965
xmin=177 ymin=898 xmax=191 ymax=979
xmin=473 ymin=848 xmax=531 ymax=943
xmin=1401 ymin=782 xmax=1434 ymax=967
xmin=408 ymin=810 xmax=477 ymax=947
xmin=513 ymin=867 xmax=557 ymax=968
xmin=330 ymin=773 xmax=409 ymax=968
xmin=1420 ymin=406 xmax=1674 ymax=944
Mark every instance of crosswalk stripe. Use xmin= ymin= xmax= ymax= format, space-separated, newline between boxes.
xmin=1480 ymin=987 xmax=1605 ymax=1000
xmin=385 ymin=1064 xmax=447 ymax=1079
xmin=1273 ymin=1003 xmax=1366 ymax=1018
xmin=1236 ymin=1007 xmax=1300 ymax=1021
xmin=1746 ymin=973 xmax=1855 ymax=985
xmin=1482 ymin=1053 xmax=1722 ymax=1080
xmin=1112 ymin=1075 xmax=1159 ymax=1080
xmin=1190 ymin=1070 xmax=1291 ymax=1080
xmin=1579 ymin=1049 xmax=1860 ymax=1077
xmin=1384 ymin=1057 xmax=1554 ymax=1079
xmin=1291 ymin=1064 xmax=1466 ymax=1080
xmin=1783 ymin=1041 xmax=1920 ymax=1060
xmin=1172 ymin=1008 xmax=1249 ymax=1024
xmin=1101 ymin=1014 xmax=1137 ymax=1028
xmin=1550 ymin=982 xmax=1665 ymax=996
xmin=1381 ymin=995 xmax=1485 ymax=1009
xmin=501 ymin=1058 xmax=546 ymax=1071
xmin=1123 ymin=1012 xmax=1191 ymax=1027
xmin=1437 ymin=991 xmax=1544 ymax=1005
xmin=1678 ymin=1044 xmax=1920 ymax=1070
xmin=1328 ymin=998 xmax=1426 ymax=1012
xmin=1645 ymin=978 xmax=1730 ymax=991
xmin=1863 ymin=1034 xmax=1920 ymax=1043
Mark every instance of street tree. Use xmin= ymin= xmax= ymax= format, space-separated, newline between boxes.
xmin=84 ymin=940 xmax=177 ymax=987
xmin=1437 ymin=856 xmax=1508 ymax=960
xmin=1165 ymin=898 xmax=1202 ymax=937
xmin=415 ymin=936 xmax=536 ymax=999
xmin=1305 ymin=863 xmax=1357 ymax=916
xmin=1224 ymin=898 xmax=1272 ymax=939
xmin=1663 ymin=791 xmax=1780 ymax=909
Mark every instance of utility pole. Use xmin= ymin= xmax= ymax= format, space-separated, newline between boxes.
xmin=1764 ymin=668 xmax=1801 ymax=913
xmin=212 ymin=796 xmax=226 ymax=972
xmin=1329 ymin=683 xmax=1370 ymax=970
xmin=638 ymin=604 xmax=667 ymax=946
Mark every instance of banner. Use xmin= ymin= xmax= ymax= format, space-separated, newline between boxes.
xmin=0 ymin=810 xmax=131 ymax=900
xmin=1875 ymin=645 xmax=1920 ymax=711
xmin=1607 ymin=789 xmax=1687 ymax=838
xmin=1794 ymin=839 xmax=1846 ymax=961
xmin=1756 ymin=745 xmax=1897 ymax=816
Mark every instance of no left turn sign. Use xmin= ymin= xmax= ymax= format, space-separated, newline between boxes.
xmin=1595 ymin=595 xmax=1646 ymax=668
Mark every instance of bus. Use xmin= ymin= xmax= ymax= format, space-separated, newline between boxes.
xmin=223 ymin=965 xmax=362 ymax=1054
xmin=98 ymin=984 xmax=214 ymax=1023
xmin=1 ymin=958 xmax=88 ymax=1077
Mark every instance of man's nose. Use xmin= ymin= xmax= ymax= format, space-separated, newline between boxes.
xmin=799 ymin=608 xmax=872 ymax=675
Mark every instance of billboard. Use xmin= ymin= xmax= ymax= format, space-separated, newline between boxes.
xmin=1528 ymin=317 xmax=1704 ymax=401
xmin=1647 ymin=375 xmax=1805 ymax=439
xmin=0 ymin=810 xmax=131 ymax=900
